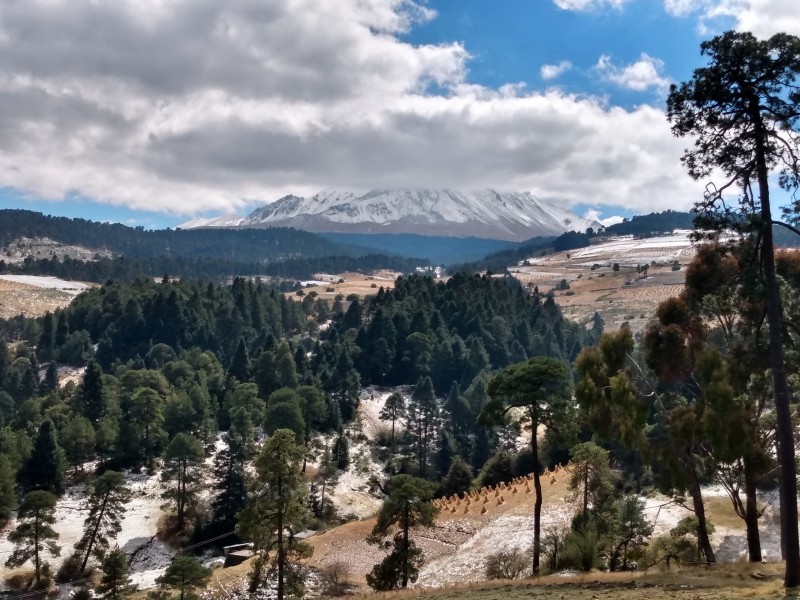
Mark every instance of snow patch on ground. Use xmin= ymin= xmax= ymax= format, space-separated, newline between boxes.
xmin=0 ymin=275 xmax=89 ymax=294
xmin=0 ymin=470 xmax=170 ymax=588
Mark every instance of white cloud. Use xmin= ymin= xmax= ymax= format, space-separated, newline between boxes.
xmin=595 ymin=53 xmax=672 ymax=92
xmin=554 ymin=0 xmax=631 ymax=10
xmin=0 ymin=0 xmax=703 ymax=217
xmin=665 ymin=0 xmax=800 ymax=37
xmin=541 ymin=61 xmax=573 ymax=80
xmin=663 ymin=0 xmax=701 ymax=16
xmin=706 ymin=0 xmax=800 ymax=37
xmin=583 ymin=209 xmax=624 ymax=227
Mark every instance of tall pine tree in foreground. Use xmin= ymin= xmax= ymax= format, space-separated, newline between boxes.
xmin=667 ymin=30 xmax=800 ymax=586
xmin=5 ymin=491 xmax=60 ymax=586
xmin=366 ymin=475 xmax=437 ymax=590
xmin=237 ymin=429 xmax=312 ymax=600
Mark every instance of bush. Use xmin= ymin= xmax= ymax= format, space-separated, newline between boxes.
xmin=326 ymin=287 xmax=335 ymax=292
xmin=56 ymin=552 xmax=85 ymax=583
xmin=485 ymin=547 xmax=528 ymax=580
xmin=560 ymin=527 xmax=600 ymax=572
xmin=320 ymin=561 xmax=353 ymax=596
xmin=370 ymin=283 xmax=377 ymax=288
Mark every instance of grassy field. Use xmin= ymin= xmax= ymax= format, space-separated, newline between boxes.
xmin=337 ymin=563 xmax=788 ymax=600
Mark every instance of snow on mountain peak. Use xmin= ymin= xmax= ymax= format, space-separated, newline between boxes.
xmin=181 ymin=189 xmax=599 ymax=241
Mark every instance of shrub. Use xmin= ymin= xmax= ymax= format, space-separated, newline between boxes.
xmin=326 ymin=287 xmax=335 ymax=292
xmin=320 ymin=561 xmax=353 ymax=596
xmin=485 ymin=547 xmax=528 ymax=580
xmin=370 ymin=283 xmax=378 ymax=288
xmin=560 ymin=527 xmax=600 ymax=571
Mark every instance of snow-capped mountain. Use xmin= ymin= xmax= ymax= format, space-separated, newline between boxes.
xmin=181 ymin=190 xmax=599 ymax=241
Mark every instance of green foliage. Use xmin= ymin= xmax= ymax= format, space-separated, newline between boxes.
xmin=157 ymin=556 xmax=211 ymax=600
xmin=0 ymin=453 xmax=16 ymax=522
xmin=366 ymin=535 xmax=424 ymax=591
xmin=237 ymin=429 xmax=312 ymax=599
xmin=368 ymin=474 xmax=437 ymax=589
xmin=96 ymin=547 xmax=137 ymax=600
xmin=476 ymin=452 xmax=513 ymax=489
xmin=332 ymin=431 xmax=350 ymax=471
xmin=161 ymin=434 xmax=204 ymax=531
xmin=264 ymin=388 xmax=305 ymax=443
xmin=483 ymin=356 xmax=573 ymax=574
xmin=206 ymin=432 xmax=248 ymax=540
xmin=6 ymin=490 xmax=60 ymax=585
xmin=76 ymin=471 xmax=131 ymax=574
xmin=20 ymin=418 xmax=65 ymax=494
xmin=568 ymin=442 xmax=613 ymax=526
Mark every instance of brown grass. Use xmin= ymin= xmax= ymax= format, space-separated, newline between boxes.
xmin=338 ymin=562 xmax=788 ymax=600
xmin=0 ymin=279 xmax=89 ymax=319
xmin=286 ymin=272 xmax=400 ymax=301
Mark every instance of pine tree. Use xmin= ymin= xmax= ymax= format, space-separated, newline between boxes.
xmin=77 ymin=360 xmax=106 ymax=426
xmin=37 ymin=312 xmax=55 ymax=361
xmin=6 ymin=490 xmax=60 ymax=586
xmin=379 ymin=392 xmax=405 ymax=448
xmin=0 ymin=453 xmax=16 ymax=523
xmin=96 ymin=547 xmax=137 ymax=600
xmin=161 ymin=434 xmax=204 ymax=530
xmin=332 ymin=431 xmax=349 ymax=470
xmin=227 ymin=338 xmax=250 ymax=383
xmin=208 ymin=432 xmax=248 ymax=538
xmin=366 ymin=475 xmax=436 ymax=590
xmin=21 ymin=418 xmax=66 ymax=494
xmin=157 ymin=556 xmax=210 ymax=600
xmin=237 ymin=429 xmax=312 ymax=599
xmin=407 ymin=376 xmax=438 ymax=475
xmin=438 ymin=456 xmax=473 ymax=499
xmin=76 ymin=471 xmax=131 ymax=574
xmin=39 ymin=362 xmax=59 ymax=395
xmin=481 ymin=356 xmax=574 ymax=574
xmin=61 ymin=415 xmax=96 ymax=470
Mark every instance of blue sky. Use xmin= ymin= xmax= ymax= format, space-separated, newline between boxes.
xmin=0 ymin=0 xmax=796 ymax=230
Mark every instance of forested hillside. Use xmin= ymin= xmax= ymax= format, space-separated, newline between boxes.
xmin=0 ymin=210 xmax=348 ymax=261
xmin=0 ymin=240 xmax=796 ymax=595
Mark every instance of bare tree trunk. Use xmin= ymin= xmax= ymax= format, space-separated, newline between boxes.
xmin=689 ymin=465 xmax=715 ymax=563
xmin=753 ymin=112 xmax=799 ymax=586
xmin=531 ymin=414 xmax=542 ymax=574
xmin=743 ymin=456 xmax=763 ymax=562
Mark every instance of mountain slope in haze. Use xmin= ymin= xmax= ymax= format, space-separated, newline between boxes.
xmin=318 ymin=232 xmax=520 ymax=264
xmin=184 ymin=189 xmax=599 ymax=242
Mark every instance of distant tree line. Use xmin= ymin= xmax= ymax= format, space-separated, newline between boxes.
xmin=0 ymin=253 xmax=428 ymax=283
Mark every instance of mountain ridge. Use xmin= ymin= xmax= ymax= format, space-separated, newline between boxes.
xmin=182 ymin=189 xmax=600 ymax=242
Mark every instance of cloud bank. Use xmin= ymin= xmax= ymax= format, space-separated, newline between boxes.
xmin=0 ymin=0 xmax=704 ymax=216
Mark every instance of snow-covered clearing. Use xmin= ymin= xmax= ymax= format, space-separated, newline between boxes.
xmin=0 ymin=470 xmax=170 ymax=590
xmin=327 ymin=387 xmax=399 ymax=520
xmin=0 ymin=275 xmax=89 ymax=295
